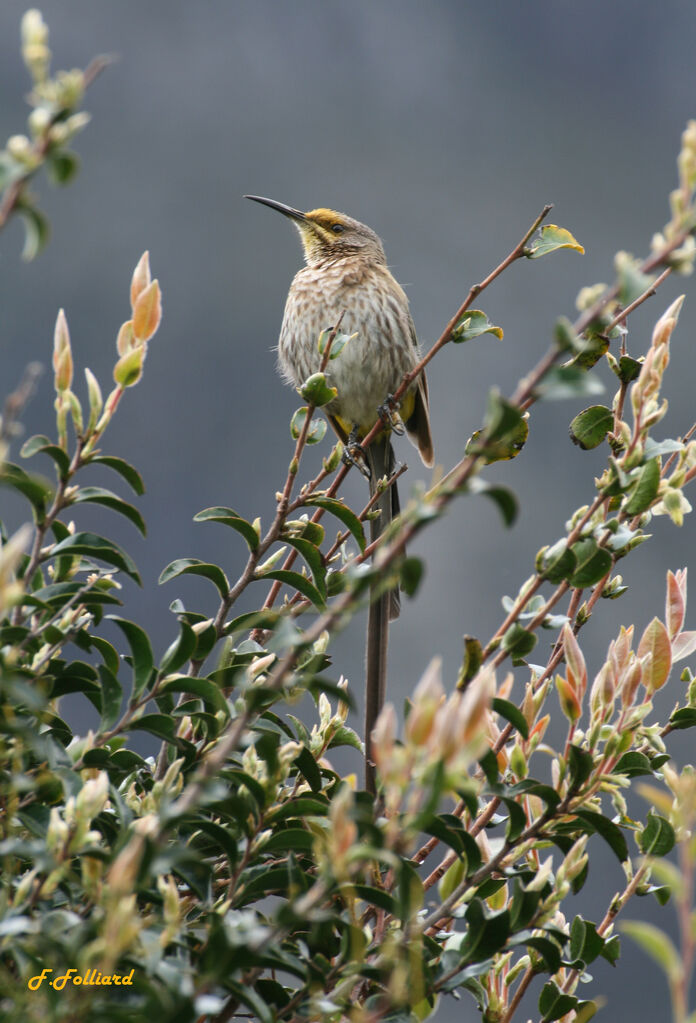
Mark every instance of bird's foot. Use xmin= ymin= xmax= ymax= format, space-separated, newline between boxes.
xmin=342 ymin=428 xmax=371 ymax=479
xmin=378 ymin=393 xmax=405 ymax=435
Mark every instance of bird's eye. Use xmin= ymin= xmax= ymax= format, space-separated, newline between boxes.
xmin=331 ymin=223 xmax=344 ymax=234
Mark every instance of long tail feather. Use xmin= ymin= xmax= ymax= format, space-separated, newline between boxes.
xmin=364 ymin=435 xmax=399 ymax=793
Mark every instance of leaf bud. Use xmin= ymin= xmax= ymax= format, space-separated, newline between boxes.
xmin=54 ymin=69 xmax=85 ymax=110
xmin=132 ymin=279 xmax=162 ymax=342
xmin=28 ymin=106 xmax=51 ymax=137
xmin=52 ymin=308 xmax=73 ymax=392
xmin=113 ymin=345 xmax=146 ymax=388
xmin=21 ymin=10 xmax=50 ymax=83
xmin=130 ymin=251 xmax=152 ymax=310
xmin=84 ymin=367 xmax=103 ymax=432
xmin=116 ymin=320 xmax=135 ymax=355
xmin=556 ymin=674 xmax=581 ymax=723
xmin=7 ymin=134 xmax=36 ymax=166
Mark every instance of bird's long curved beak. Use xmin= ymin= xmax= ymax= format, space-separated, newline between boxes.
xmin=244 ymin=195 xmax=307 ymax=222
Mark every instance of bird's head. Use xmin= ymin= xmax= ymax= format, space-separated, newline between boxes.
xmin=245 ymin=195 xmax=386 ymax=267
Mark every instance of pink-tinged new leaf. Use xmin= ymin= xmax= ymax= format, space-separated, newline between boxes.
xmin=130 ymin=251 xmax=151 ymax=310
xmin=132 ymin=280 xmax=162 ymax=342
xmin=562 ymin=623 xmax=587 ymax=696
xmin=637 ymin=617 xmax=672 ymax=692
xmin=620 ymin=657 xmax=643 ymax=707
xmin=556 ymin=674 xmax=582 ymax=723
xmin=116 ymin=320 xmax=135 ymax=355
xmin=666 ymin=570 xmax=686 ymax=641
xmin=672 ymin=630 xmax=696 ymax=663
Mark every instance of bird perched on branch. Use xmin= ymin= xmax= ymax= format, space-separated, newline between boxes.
xmin=246 ymin=195 xmax=433 ymax=792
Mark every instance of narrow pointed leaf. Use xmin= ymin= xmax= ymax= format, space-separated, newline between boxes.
xmin=302 ymin=496 xmax=366 ymax=553
xmin=159 ymin=558 xmax=229 ymax=598
xmin=193 ymin=507 xmax=259 ymax=550
xmin=20 ymin=435 xmax=70 ymax=478
xmin=50 ymin=532 xmax=141 ymax=584
xmin=257 ymin=569 xmax=325 ymax=609
xmin=108 ymin=616 xmax=155 ymax=700
xmin=87 ymin=455 xmax=145 ymax=495
xmin=72 ymin=486 xmax=146 ymax=535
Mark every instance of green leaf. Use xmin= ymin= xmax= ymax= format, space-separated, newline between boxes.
xmin=614 ymin=751 xmax=653 ymax=777
xmin=87 ymin=455 xmax=145 ymax=495
xmin=492 ymin=698 xmax=529 ymax=739
xmin=47 ymin=149 xmax=80 ymax=185
xmin=282 ymin=537 xmax=327 ymax=598
xmin=575 ymin=809 xmax=628 ymax=861
xmin=19 ymin=204 xmax=50 ymax=261
xmin=569 ymin=405 xmax=614 ymax=450
xmin=469 ymin=479 xmax=518 ymax=524
xmin=353 ymin=884 xmax=397 ymax=914
xmin=624 ymin=458 xmax=660 ymax=516
xmin=527 ymin=224 xmax=584 ymax=259
xmin=160 ymin=619 xmax=197 ymax=674
xmin=538 ymin=366 xmax=604 ymax=401
xmin=501 ymin=624 xmax=537 ymax=658
xmin=669 ymin=707 xmax=696 ymax=730
xmin=0 ymin=462 xmax=52 ymax=519
xmin=537 ymin=540 xmax=576 ymax=584
xmin=225 ymin=980 xmax=274 ymax=1023
xmin=294 ymin=746 xmax=322 ymax=791
xmin=538 ymin=981 xmax=579 ymax=1022
xmin=570 ymin=917 xmax=606 ymax=965
xmin=32 ymin=580 xmax=122 ymax=608
xmin=265 ymin=796 xmax=328 ymax=824
xmin=610 ymin=353 xmax=642 ymax=383
xmin=317 ymin=327 xmax=352 ymax=359
xmin=20 ymin=434 xmax=70 ymax=479
xmin=290 ymin=407 xmax=326 ymax=444
xmin=87 ymin=634 xmax=120 ymax=675
xmin=616 ymin=258 xmax=656 ymax=306
xmin=262 ymin=827 xmax=315 ymax=855
xmin=257 ymin=569 xmax=325 ymax=609
xmin=638 ymin=812 xmax=675 ymax=857
xmin=451 ymin=309 xmax=504 ymax=343
xmin=524 ymin=935 xmax=563 ymax=973
xmin=108 ymin=617 xmax=154 ymax=700
xmin=570 ymin=331 xmax=609 ymax=371
xmin=568 ymin=538 xmax=612 ymax=588
xmin=500 ymin=797 xmax=527 ymax=843
xmin=72 ymin=486 xmax=146 ymax=535
xmin=567 ymin=745 xmax=594 ymax=790
xmin=98 ymin=665 xmax=122 ymax=731
xmin=50 ymin=532 xmax=141 ymax=584
xmin=460 ymin=899 xmax=511 ymax=959
xmin=300 ymin=372 xmax=338 ymax=406
xmin=128 ymin=713 xmax=177 ymax=742
xmin=458 ymin=635 xmax=483 ymax=687
xmin=400 ymin=556 xmax=423 ymax=597
xmin=483 ymin=391 xmax=527 ymax=448
xmin=193 ymin=507 xmax=259 ymax=550
xmin=302 ymin=496 xmax=366 ymax=553
xmin=159 ymin=558 xmax=229 ymax=598
xmin=160 ymin=674 xmax=229 ymax=717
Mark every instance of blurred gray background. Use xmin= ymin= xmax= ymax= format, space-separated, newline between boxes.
xmin=2 ymin=2 xmax=696 ymax=1019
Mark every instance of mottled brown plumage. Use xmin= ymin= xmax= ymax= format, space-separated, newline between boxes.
xmin=246 ymin=195 xmax=433 ymax=793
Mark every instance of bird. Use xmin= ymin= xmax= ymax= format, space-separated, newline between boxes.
xmin=245 ymin=195 xmax=433 ymax=791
